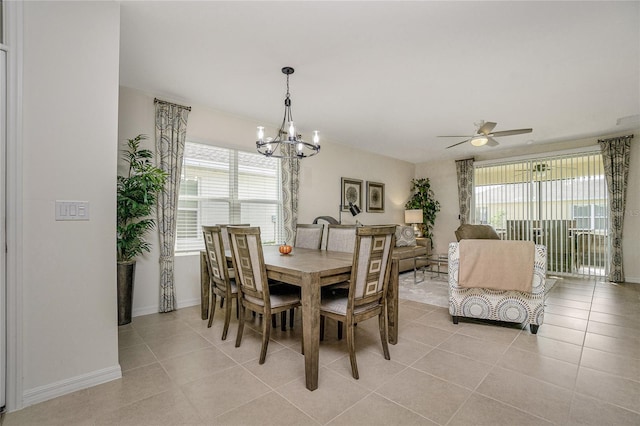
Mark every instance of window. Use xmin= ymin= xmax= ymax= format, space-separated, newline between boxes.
xmin=473 ymin=151 xmax=608 ymax=278
xmin=175 ymin=141 xmax=283 ymax=252
xmin=572 ymin=204 xmax=607 ymax=231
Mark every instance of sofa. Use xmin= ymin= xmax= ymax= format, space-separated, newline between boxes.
xmin=448 ymin=240 xmax=547 ymax=334
xmin=394 ymin=225 xmax=430 ymax=273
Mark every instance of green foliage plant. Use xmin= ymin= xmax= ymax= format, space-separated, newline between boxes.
xmin=404 ymin=178 xmax=440 ymax=242
xmin=117 ymin=134 xmax=167 ymax=262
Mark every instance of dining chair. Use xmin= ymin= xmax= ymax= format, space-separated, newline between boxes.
xmin=202 ymin=226 xmax=238 ymax=340
xmin=319 ymin=225 xmax=396 ymax=379
xmin=324 ymin=224 xmax=358 ymax=337
xmin=214 ymin=224 xmax=249 ymax=307
xmin=228 ymin=226 xmax=302 ymax=364
xmin=218 ymin=223 xmax=291 ymax=329
xmin=326 ymin=224 xmax=357 ymax=253
xmin=294 ymin=224 xmax=324 ymax=250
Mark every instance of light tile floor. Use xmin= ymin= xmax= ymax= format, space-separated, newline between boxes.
xmin=4 ymin=276 xmax=640 ymax=425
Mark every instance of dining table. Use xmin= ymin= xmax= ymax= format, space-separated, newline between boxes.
xmin=199 ymin=245 xmax=402 ymax=391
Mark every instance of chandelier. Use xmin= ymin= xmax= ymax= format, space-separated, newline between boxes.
xmin=256 ymin=67 xmax=320 ymax=159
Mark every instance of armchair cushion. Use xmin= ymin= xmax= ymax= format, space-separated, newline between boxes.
xmin=454 ymin=224 xmax=501 ymax=241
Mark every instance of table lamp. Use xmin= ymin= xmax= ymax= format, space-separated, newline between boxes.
xmin=404 ymin=209 xmax=423 ymax=237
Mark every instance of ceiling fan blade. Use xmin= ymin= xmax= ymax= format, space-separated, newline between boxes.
xmin=477 ymin=121 xmax=497 ymax=135
xmin=486 ymin=137 xmax=499 ymax=147
xmin=490 ymin=128 xmax=533 ymax=137
xmin=437 ymin=135 xmax=474 ymax=138
xmin=446 ymin=139 xmax=470 ymax=149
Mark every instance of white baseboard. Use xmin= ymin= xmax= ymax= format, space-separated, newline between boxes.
xmin=132 ymin=297 xmax=201 ymax=318
xmin=22 ymin=365 xmax=122 ymax=407
xmin=176 ymin=297 xmax=200 ymax=310
xmin=622 ymin=276 xmax=639 ymax=284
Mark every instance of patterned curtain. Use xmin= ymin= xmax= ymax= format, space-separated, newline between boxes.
xmin=154 ymin=99 xmax=191 ymax=312
xmin=455 ymin=158 xmax=474 ymax=225
xmin=598 ymin=134 xmax=633 ymax=283
xmin=280 ymin=144 xmax=300 ymax=245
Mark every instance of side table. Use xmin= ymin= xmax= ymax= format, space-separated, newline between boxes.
xmin=428 ymin=253 xmax=449 ymax=281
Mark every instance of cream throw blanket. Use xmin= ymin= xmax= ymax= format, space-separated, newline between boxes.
xmin=458 ymin=240 xmax=535 ymax=292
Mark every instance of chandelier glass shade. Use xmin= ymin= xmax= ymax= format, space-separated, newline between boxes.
xmin=256 ymin=67 xmax=320 ymax=159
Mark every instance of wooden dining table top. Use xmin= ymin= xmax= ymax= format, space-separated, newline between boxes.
xmin=260 ymin=246 xmax=353 ymax=283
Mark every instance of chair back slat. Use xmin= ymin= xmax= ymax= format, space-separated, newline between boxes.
xmin=326 ymin=224 xmax=357 ymax=253
xmin=202 ymin=226 xmax=232 ymax=294
xmin=228 ymin=226 xmax=269 ymax=302
xmin=350 ymin=226 xmax=395 ymax=307
xmin=294 ymin=224 xmax=324 ymax=249
xmin=217 ymin=224 xmax=250 ymax=251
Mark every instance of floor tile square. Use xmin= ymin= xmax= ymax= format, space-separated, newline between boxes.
xmin=377 ymin=367 xmax=471 ymax=424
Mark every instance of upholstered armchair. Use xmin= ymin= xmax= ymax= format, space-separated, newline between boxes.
xmin=448 ymin=240 xmax=547 ymax=334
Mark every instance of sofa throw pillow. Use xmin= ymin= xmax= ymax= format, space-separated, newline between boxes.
xmin=395 ymin=225 xmax=416 ymax=247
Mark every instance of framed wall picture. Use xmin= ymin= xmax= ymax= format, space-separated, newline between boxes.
xmin=341 ymin=177 xmax=363 ymax=211
xmin=366 ymin=181 xmax=385 ymax=212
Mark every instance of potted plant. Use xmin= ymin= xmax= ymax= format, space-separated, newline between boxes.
xmin=117 ymin=134 xmax=167 ymax=325
xmin=405 ymin=178 xmax=440 ymax=245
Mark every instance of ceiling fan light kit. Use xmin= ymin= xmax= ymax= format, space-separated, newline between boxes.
xmin=470 ymin=136 xmax=488 ymax=147
xmin=440 ymin=120 xmax=533 ymax=149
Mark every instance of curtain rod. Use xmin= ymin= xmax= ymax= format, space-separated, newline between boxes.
xmin=597 ymin=134 xmax=634 ymax=143
xmin=154 ymin=98 xmax=192 ymax=111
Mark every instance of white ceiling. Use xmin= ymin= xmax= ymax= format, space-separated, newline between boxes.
xmin=119 ymin=1 xmax=640 ymax=164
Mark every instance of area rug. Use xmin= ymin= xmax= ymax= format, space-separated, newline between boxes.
xmin=398 ymin=271 xmax=557 ymax=308
xmin=398 ymin=271 xmax=449 ymax=308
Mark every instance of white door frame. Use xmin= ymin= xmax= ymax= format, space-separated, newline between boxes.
xmin=3 ymin=0 xmax=24 ymax=412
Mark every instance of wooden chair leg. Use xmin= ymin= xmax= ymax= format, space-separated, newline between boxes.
xmin=280 ymin=311 xmax=287 ymax=331
xmin=320 ymin=315 xmax=325 ymax=341
xmin=378 ymin=312 xmax=390 ymax=360
xmin=346 ymin=319 xmax=359 ymax=379
xmin=220 ymin=298 xmax=224 ymax=308
xmin=300 ymin=320 xmax=304 ymax=355
xmin=337 ymin=321 xmax=343 ymax=340
xmin=222 ymin=297 xmax=232 ymax=340
xmin=207 ymin=294 xmax=217 ymax=328
xmin=235 ymin=304 xmax=246 ymax=348
xmin=452 ymin=315 xmax=459 ymax=324
xmin=289 ymin=308 xmax=295 ymax=328
xmin=530 ymin=324 xmax=539 ymax=334
xmin=235 ymin=298 xmax=240 ymax=319
xmin=272 ymin=313 xmax=277 ymax=329
xmin=260 ymin=311 xmax=271 ymax=364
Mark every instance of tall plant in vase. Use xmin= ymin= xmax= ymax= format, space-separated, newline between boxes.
xmin=116 ymin=134 xmax=167 ymax=325
xmin=405 ymin=178 xmax=440 ymax=244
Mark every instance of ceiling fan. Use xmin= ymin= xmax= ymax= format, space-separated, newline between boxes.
xmin=439 ymin=121 xmax=533 ymax=149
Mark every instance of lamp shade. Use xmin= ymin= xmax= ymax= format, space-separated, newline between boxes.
xmin=404 ymin=209 xmax=423 ymax=224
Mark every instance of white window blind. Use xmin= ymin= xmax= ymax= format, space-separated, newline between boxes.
xmin=474 ymin=151 xmax=608 ymax=278
xmin=176 ymin=142 xmax=283 ymax=252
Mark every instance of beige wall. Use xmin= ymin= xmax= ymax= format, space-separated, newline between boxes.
xmin=416 ymin=130 xmax=640 ymax=283
xmin=118 ymin=86 xmax=415 ymax=315
xmin=21 ymin=1 xmax=121 ymax=404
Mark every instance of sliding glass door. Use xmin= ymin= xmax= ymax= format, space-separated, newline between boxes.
xmin=474 ymin=151 xmax=608 ymax=278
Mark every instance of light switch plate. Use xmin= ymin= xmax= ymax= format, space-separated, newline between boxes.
xmin=55 ymin=201 xmax=90 ymax=221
